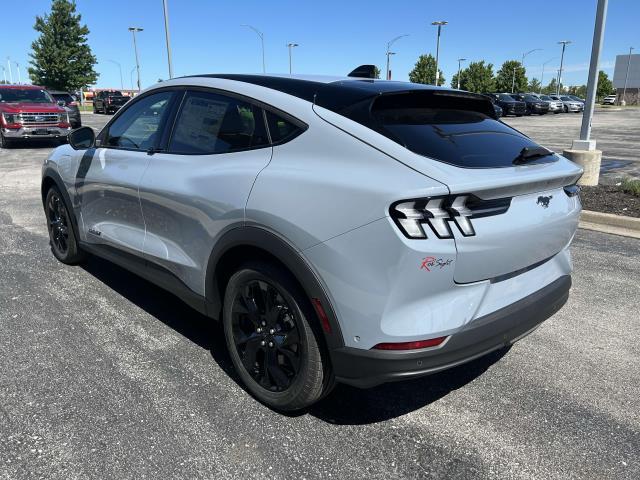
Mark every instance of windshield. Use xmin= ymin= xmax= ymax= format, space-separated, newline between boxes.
xmin=524 ymin=95 xmax=539 ymax=101
xmin=498 ymin=94 xmax=515 ymax=102
xmin=0 ymin=88 xmax=55 ymax=104
xmin=560 ymin=96 xmax=572 ymax=101
xmin=52 ymin=93 xmax=74 ymax=103
xmin=540 ymin=95 xmax=552 ymax=101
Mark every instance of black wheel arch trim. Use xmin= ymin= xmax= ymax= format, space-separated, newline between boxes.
xmin=205 ymin=226 xmax=345 ymax=351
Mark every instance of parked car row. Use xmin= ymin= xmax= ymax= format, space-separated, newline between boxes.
xmin=483 ymin=92 xmax=585 ymax=118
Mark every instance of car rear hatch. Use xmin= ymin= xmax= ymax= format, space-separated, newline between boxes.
xmin=315 ymin=88 xmax=583 ymax=283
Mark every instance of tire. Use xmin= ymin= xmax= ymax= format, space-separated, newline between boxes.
xmin=44 ymin=187 xmax=85 ymax=264
xmin=223 ymin=261 xmax=328 ymax=411
xmin=0 ymin=132 xmax=11 ymax=149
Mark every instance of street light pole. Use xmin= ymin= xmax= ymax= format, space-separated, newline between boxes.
xmin=385 ymin=34 xmax=409 ymax=80
xmin=556 ymin=40 xmax=572 ymax=95
xmin=106 ymin=60 xmax=124 ymax=89
xmin=517 ymin=49 xmax=542 ymax=92
xmin=14 ymin=62 xmax=21 ymax=84
xmin=431 ymin=21 xmax=448 ymax=86
xmin=241 ymin=25 xmax=266 ymax=73
xmin=456 ymin=58 xmax=466 ymax=89
xmin=621 ymin=46 xmax=634 ymax=106
xmin=1 ymin=66 xmax=6 ymax=84
xmin=540 ymin=58 xmax=557 ymax=93
xmin=130 ymin=67 xmax=136 ymax=91
xmin=6 ymin=57 xmax=12 ymax=84
xmin=128 ymin=27 xmax=144 ymax=92
xmin=162 ymin=0 xmax=174 ymax=79
xmin=287 ymin=43 xmax=298 ymax=74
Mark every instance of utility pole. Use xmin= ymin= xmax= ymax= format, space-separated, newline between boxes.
xmin=621 ymin=46 xmax=634 ymax=106
xmin=386 ymin=34 xmax=408 ymax=80
xmin=241 ymin=25 xmax=266 ymax=73
xmin=511 ymin=66 xmax=516 ymax=93
xmin=563 ymin=0 xmax=608 ymax=187
xmin=162 ymin=0 xmax=174 ymax=79
xmin=431 ymin=21 xmax=447 ymax=86
xmin=129 ymin=27 xmax=144 ymax=92
xmin=456 ymin=58 xmax=466 ymax=89
xmin=556 ymin=40 xmax=572 ymax=95
xmin=287 ymin=43 xmax=298 ymax=74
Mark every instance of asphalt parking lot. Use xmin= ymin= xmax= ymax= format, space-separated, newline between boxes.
xmin=1 ymin=112 xmax=639 ymax=479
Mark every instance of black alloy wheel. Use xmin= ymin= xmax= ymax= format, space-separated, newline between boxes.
xmin=45 ymin=187 xmax=85 ymax=264
xmin=230 ymin=280 xmax=301 ymax=392
xmin=223 ymin=262 xmax=328 ymax=410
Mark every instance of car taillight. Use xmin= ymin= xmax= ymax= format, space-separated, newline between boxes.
xmin=373 ymin=336 xmax=448 ymax=350
xmin=390 ymin=195 xmax=511 ymax=239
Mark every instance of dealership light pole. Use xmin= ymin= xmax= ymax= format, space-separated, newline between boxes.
xmin=386 ymin=34 xmax=408 ymax=80
xmin=1 ymin=66 xmax=6 ymax=84
xmin=241 ymin=25 xmax=266 ymax=73
xmin=556 ymin=40 xmax=572 ymax=95
xmin=130 ymin=67 xmax=136 ymax=91
xmin=540 ymin=57 xmax=557 ymax=93
xmin=456 ymin=58 xmax=466 ymax=89
xmin=106 ymin=60 xmax=124 ymax=89
xmin=562 ymin=0 xmax=608 ymax=187
xmin=6 ymin=57 xmax=12 ymax=84
xmin=162 ymin=0 xmax=174 ymax=79
xmin=128 ymin=27 xmax=144 ymax=92
xmin=514 ymin=49 xmax=542 ymax=92
xmin=287 ymin=43 xmax=298 ymax=74
xmin=431 ymin=21 xmax=447 ymax=86
xmin=621 ymin=46 xmax=634 ymax=106
xmin=14 ymin=62 xmax=21 ymax=84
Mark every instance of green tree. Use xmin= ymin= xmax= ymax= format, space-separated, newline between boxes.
xmin=596 ymin=70 xmax=614 ymax=100
xmin=373 ymin=66 xmax=381 ymax=79
xmin=409 ymin=54 xmax=445 ymax=86
xmin=542 ymin=77 xmax=558 ymax=95
xmin=568 ymin=85 xmax=587 ymax=98
xmin=528 ymin=78 xmax=541 ymax=93
xmin=459 ymin=60 xmax=495 ymax=93
xmin=495 ymin=60 xmax=527 ymax=93
xmin=28 ymin=0 xmax=98 ymax=91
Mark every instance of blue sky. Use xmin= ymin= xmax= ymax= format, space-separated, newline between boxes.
xmin=2 ymin=0 xmax=638 ymax=89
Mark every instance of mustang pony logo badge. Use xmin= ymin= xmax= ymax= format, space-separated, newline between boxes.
xmin=537 ymin=195 xmax=553 ymax=208
xmin=420 ymin=256 xmax=454 ymax=271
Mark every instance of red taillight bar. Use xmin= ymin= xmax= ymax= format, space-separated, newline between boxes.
xmin=372 ymin=336 xmax=448 ymax=351
xmin=311 ymin=298 xmax=332 ymax=334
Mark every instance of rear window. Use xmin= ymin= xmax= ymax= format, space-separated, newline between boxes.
xmin=52 ymin=93 xmax=74 ymax=103
xmin=370 ymin=93 xmax=554 ymax=168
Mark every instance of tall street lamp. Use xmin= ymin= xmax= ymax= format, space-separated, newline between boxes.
xmin=556 ymin=40 xmax=572 ymax=95
xmin=130 ymin=67 xmax=136 ymax=91
xmin=287 ymin=43 xmax=298 ymax=74
xmin=386 ymin=34 xmax=408 ymax=80
xmin=6 ymin=57 xmax=12 ymax=84
xmin=162 ymin=0 xmax=174 ymax=79
xmin=241 ymin=25 xmax=266 ymax=73
xmin=128 ymin=27 xmax=144 ymax=92
xmin=14 ymin=62 xmax=21 ymax=84
xmin=1 ymin=66 xmax=6 ymax=84
xmin=540 ymin=57 xmax=557 ymax=93
xmin=456 ymin=58 xmax=466 ymax=89
xmin=431 ymin=21 xmax=447 ymax=86
xmin=514 ymin=49 xmax=542 ymax=92
xmin=621 ymin=46 xmax=634 ymax=105
xmin=106 ymin=60 xmax=124 ymax=89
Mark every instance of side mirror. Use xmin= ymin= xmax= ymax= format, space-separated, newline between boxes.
xmin=68 ymin=126 xmax=95 ymax=150
xmin=57 ymin=100 xmax=66 ymax=107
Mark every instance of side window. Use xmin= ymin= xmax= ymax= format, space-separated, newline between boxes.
xmin=169 ymin=91 xmax=269 ymax=154
xmin=105 ymin=91 xmax=173 ymax=150
xmin=265 ymin=111 xmax=304 ymax=144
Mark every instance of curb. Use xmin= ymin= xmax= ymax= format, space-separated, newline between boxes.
xmin=579 ymin=210 xmax=640 ymax=239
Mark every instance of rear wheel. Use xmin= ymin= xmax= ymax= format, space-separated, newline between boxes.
xmin=45 ymin=187 xmax=85 ymax=264
xmin=223 ymin=261 xmax=328 ymax=411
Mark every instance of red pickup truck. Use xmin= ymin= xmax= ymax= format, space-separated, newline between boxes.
xmin=0 ymin=84 xmax=72 ymax=148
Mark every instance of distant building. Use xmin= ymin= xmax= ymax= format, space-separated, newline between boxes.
xmin=612 ymin=53 xmax=640 ymax=104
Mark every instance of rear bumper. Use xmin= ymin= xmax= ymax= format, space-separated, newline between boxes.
xmin=331 ymin=275 xmax=571 ymax=388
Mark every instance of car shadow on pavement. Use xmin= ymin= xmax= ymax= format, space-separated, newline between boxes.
xmin=81 ymin=254 xmax=510 ymax=424
xmin=2 ymin=139 xmax=63 ymax=149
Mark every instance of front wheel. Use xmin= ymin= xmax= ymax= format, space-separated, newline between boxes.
xmin=0 ymin=132 xmax=11 ymax=149
xmin=223 ymin=261 xmax=329 ymax=411
xmin=45 ymin=187 xmax=85 ymax=264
